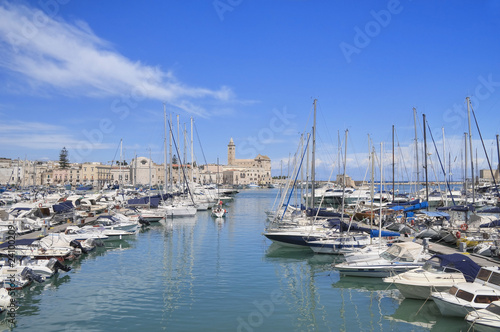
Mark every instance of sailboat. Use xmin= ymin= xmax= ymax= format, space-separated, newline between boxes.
xmin=157 ymin=109 xmax=196 ymax=218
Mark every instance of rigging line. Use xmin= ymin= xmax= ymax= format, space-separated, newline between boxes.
xmin=193 ymin=121 xmax=208 ymax=166
xmin=167 ymin=120 xmax=195 ymax=205
xmin=394 ymin=129 xmax=411 ymax=184
xmin=470 ymin=104 xmax=500 ymax=197
xmin=347 ymin=131 xmax=364 ymax=179
xmin=317 ymin=101 xmax=337 ymax=148
xmin=426 ymin=121 xmax=456 ymax=205
xmin=315 ymin=132 xmax=336 ymax=167
xmin=281 ymin=134 xmax=311 ymax=221
xmin=110 ymin=140 xmax=121 ymax=165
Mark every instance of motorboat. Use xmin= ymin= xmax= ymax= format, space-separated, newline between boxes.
xmin=383 ymin=253 xmax=480 ymax=299
xmin=334 ymin=242 xmax=431 ymax=278
xmin=431 ymin=266 xmax=500 ymax=317
xmin=0 ymin=238 xmax=78 ymax=261
xmin=306 ymin=233 xmax=373 ymax=255
xmin=465 ymin=300 xmax=500 ymax=331
xmin=211 ymin=201 xmax=226 ymax=218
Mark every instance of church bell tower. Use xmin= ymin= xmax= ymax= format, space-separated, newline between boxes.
xmin=228 ymin=138 xmax=235 ymax=165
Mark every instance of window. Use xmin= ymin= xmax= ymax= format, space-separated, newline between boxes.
xmin=477 ymin=268 xmax=493 ymax=282
xmin=456 ymin=290 xmax=474 ymax=302
xmin=475 ymin=295 xmax=499 ymax=304
xmin=489 ymin=272 xmax=500 ymax=286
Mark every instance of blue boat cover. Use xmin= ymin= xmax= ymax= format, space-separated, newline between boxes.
xmin=430 ymin=253 xmax=481 ymax=282
xmin=0 ymin=238 xmax=39 ymax=249
xmin=370 ymin=230 xmax=401 ymax=237
xmin=53 ymin=201 xmax=74 ymax=213
xmin=389 ymin=205 xmax=406 ymax=211
xmin=306 ymin=208 xmax=343 ymax=218
xmin=479 ymin=207 xmax=500 ymax=214
xmin=404 ymin=201 xmax=429 ymax=212
xmin=479 ymin=219 xmax=500 ymax=228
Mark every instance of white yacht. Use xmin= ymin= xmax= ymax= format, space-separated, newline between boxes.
xmin=334 ymin=242 xmax=431 ymax=278
xmin=431 ymin=266 xmax=500 ymax=317
xmin=383 ymin=253 xmax=480 ymax=299
xmin=465 ymin=300 xmax=500 ymax=331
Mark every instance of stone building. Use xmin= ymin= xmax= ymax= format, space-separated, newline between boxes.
xmin=222 ymin=138 xmax=271 ymax=186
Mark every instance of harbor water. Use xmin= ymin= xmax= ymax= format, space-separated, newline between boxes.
xmin=9 ymin=189 xmax=470 ymax=331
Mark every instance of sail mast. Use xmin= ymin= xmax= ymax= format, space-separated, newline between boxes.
xmin=467 ymin=97 xmax=475 ymax=206
xmin=423 ymin=114 xmax=429 ymax=210
xmin=164 ymin=104 xmax=168 ymax=194
xmin=413 ymin=108 xmax=419 ymax=196
xmin=392 ymin=124 xmax=395 ymax=202
xmin=311 ymin=99 xmax=317 ymax=208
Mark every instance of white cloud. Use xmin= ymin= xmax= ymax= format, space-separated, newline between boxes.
xmin=0 ymin=2 xmax=234 ymax=117
xmin=0 ymin=120 xmax=113 ymax=150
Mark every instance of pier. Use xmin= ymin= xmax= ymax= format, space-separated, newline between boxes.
xmin=416 ymin=238 xmax=500 ymax=267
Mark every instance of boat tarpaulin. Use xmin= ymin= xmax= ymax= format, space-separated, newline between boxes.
xmin=479 ymin=219 xmax=500 ymax=228
xmin=479 ymin=207 xmax=500 ymax=214
xmin=404 ymin=201 xmax=429 ymax=212
xmin=370 ymin=230 xmax=400 ymax=237
xmin=430 ymin=253 xmax=481 ymax=282
xmin=0 ymin=238 xmax=39 ymax=249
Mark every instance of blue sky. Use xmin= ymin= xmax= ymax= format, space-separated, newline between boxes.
xmin=1 ymin=0 xmax=500 ymax=181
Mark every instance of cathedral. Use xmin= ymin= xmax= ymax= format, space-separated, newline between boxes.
xmin=222 ymin=138 xmax=272 ymax=186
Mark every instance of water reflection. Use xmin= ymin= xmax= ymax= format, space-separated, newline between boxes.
xmin=161 ymin=215 xmax=198 ymax=325
xmin=385 ymin=298 xmax=469 ymax=331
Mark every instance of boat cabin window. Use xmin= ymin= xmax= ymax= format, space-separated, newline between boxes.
xmin=456 ymin=290 xmax=474 ymax=302
xmin=488 ymin=272 xmax=500 ymax=286
xmin=449 ymin=286 xmax=458 ymax=295
xmin=474 ymin=295 xmax=500 ymax=304
xmin=477 ymin=268 xmax=493 ymax=282
xmin=486 ymin=303 xmax=500 ymax=315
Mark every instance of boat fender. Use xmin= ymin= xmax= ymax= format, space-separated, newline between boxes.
xmin=456 ymin=231 xmax=461 ymax=239
xmin=460 ymin=224 xmax=468 ymax=231
xmin=39 ymin=203 xmax=42 ymax=208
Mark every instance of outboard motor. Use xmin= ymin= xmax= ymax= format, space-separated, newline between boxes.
xmin=21 ymin=267 xmax=44 ymax=283
xmin=69 ymin=239 xmax=89 ymax=254
xmin=46 ymin=257 xmax=72 ymax=273
xmin=138 ymin=217 xmax=150 ymax=226
xmin=87 ymin=238 xmax=105 ymax=247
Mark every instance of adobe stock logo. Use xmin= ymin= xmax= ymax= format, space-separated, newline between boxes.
xmin=236 ymin=289 xmax=284 ymax=332
xmin=339 ymin=0 xmax=404 ymax=64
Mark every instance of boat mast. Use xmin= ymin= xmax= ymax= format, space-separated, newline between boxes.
xmin=379 ymin=142 xmax=383 ymax=243
xmin=119 ymin=138 xmax=123 ymax=189
xmin=177 ymin=115 xmax=181 ymax=187
xmin=370 ymin=146 xmax=374 ymax=245
xmin=423 ymin=114 xmax=429 ymax=211
xmin=311 ymin=99 xmax=317 ymax=207
xmin=464 ymin=132 xmax=468 ymax=193
xmin=413 ymin=108 xmax=420 ymax=196
xmin=392 ymin=124 xmax=395 ymax=202
xmin=341 ymin=129 xmax=348 ymax=220
xmin=442 ymin=127 xmax=447 ymax=207
xmin=305 ymin=133 xmax=310 ymax=210
xmin=169 ymin=113 xmax=173 ymax=195
xmin=497 ymin=134 xmax=500 ymax=182
xmin=191 ymin=117 xmax=194 ymax=183
xmin=163 ymin=105 xmax=167 ymax=194
xmin=467 ymin=97 xmax=475 ymax=206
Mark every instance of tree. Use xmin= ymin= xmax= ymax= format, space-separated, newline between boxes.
xmin=172 ymin=155 xmax=178 ymax=165
xmin=59 ymin=147 xmax=69 ymax=169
